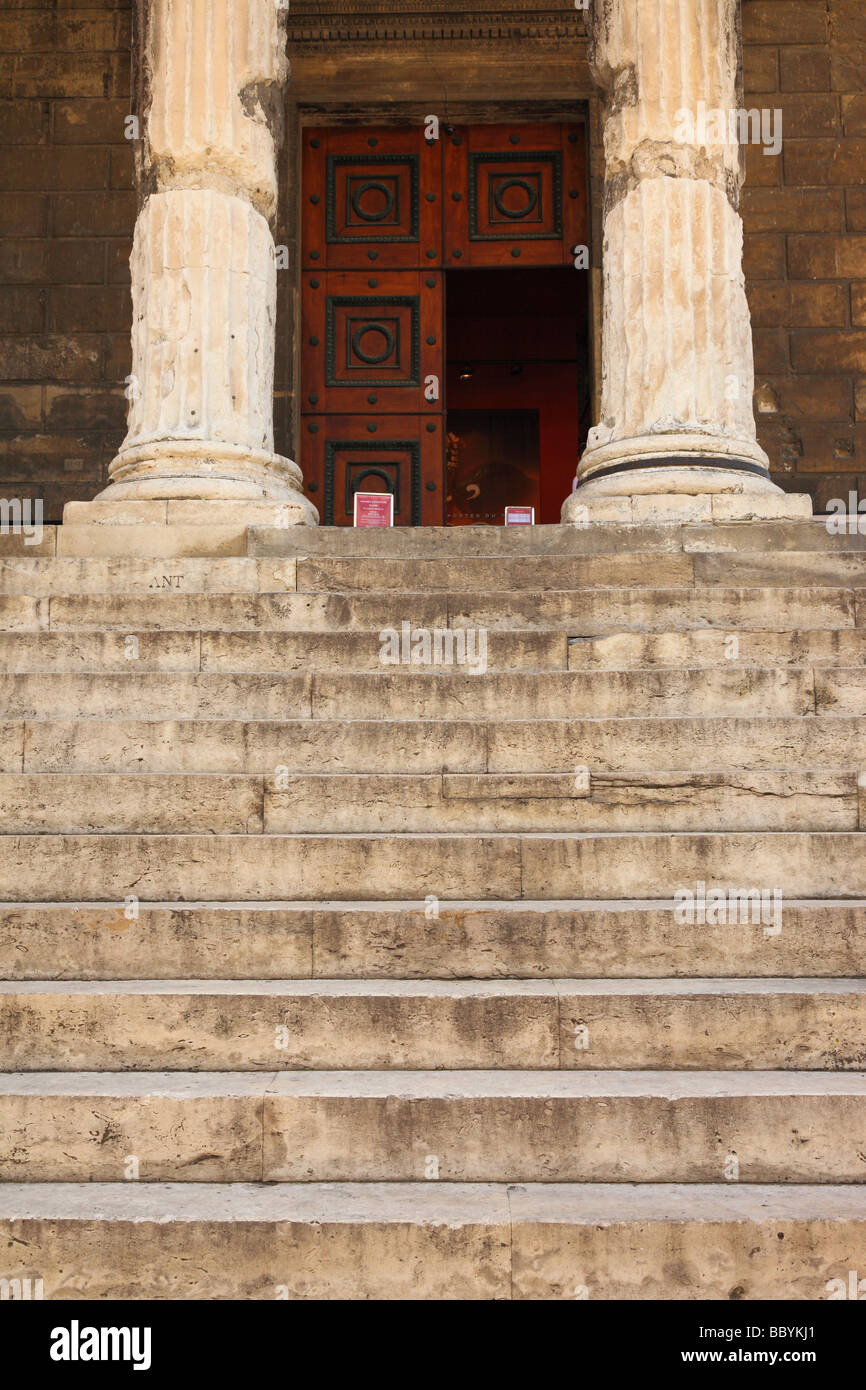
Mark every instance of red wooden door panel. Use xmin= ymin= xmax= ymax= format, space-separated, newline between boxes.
xmin=301 ymin=269 xmax=443 ymax=415
xmin=302 ymin=414 xmax=443 ymax=527
xmin=301 ymin=126 xmax=441 ymax=270
xmin=443 ymin=123 xmax=587 ymax=268
xmin=301 ymin=124 xmax=445 ymax=522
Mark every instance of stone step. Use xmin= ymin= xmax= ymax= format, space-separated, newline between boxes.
xmin=250 ymin=517 xmax=866 ymax=557
xmin=486 ymin=715 xmax=866 ymax=774
xmin=263 ymin=770 xmax=860 ymax=834
xmin=0 ymin=831 xmax=863 ymax=901
xmin=3 ymin=627 xmax=864 ymax=677
xmin=3 ymin=899 xmax=864 ymax=982
xmin=43 ymin=592 xmax=446 ymax=632
xmin=0 ymin=557 xmax=297 ymax=596
xmin=0 ymin=770 xmax=858 ymax=835
xmin=199 ymin=629 xmax=565 ymax=673
xmin=0 ymin=629 xmax=567 ymax=674
xmin=13 ymin=714 xmax=866 ymax=775
xmin=0 ymin=596 xmax=48 ymax=632
xmin=293 ymin=554 xmax=698 ymax=592
xmin=0 ymin=520 xmax=860 ymax=569
xmin=682 ymin=520 xmax=866 ymax=554
xmin=31 ymin=585 xmax=859 ymax=634
xmin=16 ymin=718 xmax=487 ymax=774
xmin=0 ymin=1181 xmax=862 ymax=1298
xmin=0 ymin=668 xmax=820 ymax=722
xmin=0 ymin=775 xmax=266 ymax=834
xmin=2 ymin=1072 xmax=865 ymax=1184
xmin=816 ymin=668 xmax=866 ymax=714
xmin=2 ymin=980 xmax=863 ymax=1070
xmin=0 ymin=529 xmax=56 ymax=557
xmin=0 ymin=631 xmax=202 ymax=673
xmin=309 ymin=669 xmax=819 ymax=721
xmin=55 ymin=524 xmax=254 ymax=560
xmin=569 ymin=628 xmax=866 ymax=669
xmin=291 ymin=553 xmax=866 ymax=594
xmin=693 ymin=552 xmax=866 ymax=588
xmin=252 ymin=523 xmax=688 ymax=557
xmin=453 ymin=586 xmax=859 ymax=633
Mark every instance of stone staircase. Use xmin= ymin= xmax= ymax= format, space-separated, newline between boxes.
xmin=0 ymin=517 xmax=865 ymax=1300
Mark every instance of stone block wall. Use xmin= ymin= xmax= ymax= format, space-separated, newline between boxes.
xmin=0 ymin=0 xmax=864 ymax=518
xmin=743 ymin=0 xmax=866 ymax=510
xmin=0 ymin=0 xmax=133 ymax=520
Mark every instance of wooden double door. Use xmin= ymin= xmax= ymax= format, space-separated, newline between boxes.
xmin=300 ymin=121 xmax=587 ymax=525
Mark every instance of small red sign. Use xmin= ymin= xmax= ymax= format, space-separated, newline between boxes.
xmin=504 ymin=505 xmax=535 ymax=526
xmin=354 ymin=492 xmax=394 ymax=527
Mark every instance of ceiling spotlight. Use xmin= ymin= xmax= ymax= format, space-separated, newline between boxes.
xmin=458 ymin=366 xmax=473 ymax=382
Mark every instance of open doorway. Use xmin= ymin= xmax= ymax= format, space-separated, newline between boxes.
xmin=299 ymin=120 xmax=590 ymax=524
xmin=445 ymin=267 xmax=588 ymax=525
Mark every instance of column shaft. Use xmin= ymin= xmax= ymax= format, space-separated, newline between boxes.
xmin=564 ymin=0 xmax=810 ymax=523
xmin=93 ymin=0 xmax=314 ymax=517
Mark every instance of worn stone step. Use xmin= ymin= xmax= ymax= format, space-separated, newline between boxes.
xmin=0 ymin=521 xmax=858 ymax=572
xmin=55 ymin=524 xmax=254 ymax=560
xmin=7 ymin=627 xmax=863 ymax=677
xmin=486 ymin=715 xmax=866 ymax=773
xmin=293 ymin=554 xmax=697 ymax=592
xmin=0 ymin=529 xmax=56 ymax=558
xmin=250 ymin=522 xmax=686 ymax=557
xmin=251 ymin=517 xmax=866 ymax=557
xmin=681 ymin=520 xmax=866 ymax=553
xmin=0 ymin=831 xmax=863 ymax=901
xmin=0 ymin=557 xmax=297 ymax=596
xmin=2 ymin=1072 xmax=865 ymax=1184
xmin=19 ymin=718 xmax=486 ymax=774
xmin=1 ymin=770 xmax=857 ymax=836
xmin=1 ymin=979 xmax=863 ymax=1070
xmin=816 ymin=668 xmax=866 ymax=714
xmin=3 ymin=629 xmax=862 ymax=683
xmin=453 ymin=586 xmax=857 ymax=633
xmin=0 ymin=1181 xmax=862 ymax=1299
xmin=517 ymin=832 xmax=866 ymax=901
xmin=0 ymin=668 xmax=818 ymax=721
xmin=693 ymin=552 xmax=866 ymax=588
xmin=3 ymin=899 xmax=864 ymax=982
xmin=289 ymin=552 xmax=866 ymax=595
xmin=0 ymin=672 xmax=305 ymax=720
xmin=264 ymin=770 xmax=861 ymax=834
xmin=0 ymin=629 xmax=567 ymax=674
xmin=197 ymin=629 xmax=566 ymax=673
xmin=309 ymin=669 xmax=817 ymax=721
xmin=15 ymin=714 xmax=866 ymax=775
xmin=0 ymin=631 xmax=202 ymax=673
xmin=38 ymin=586 xmax=858 ymax=634
xmin=0 ymin=775 xmax=265 ymax=834
xmin=569 ymin=628 xmax=866 ymax=669
xmin=0 ymin=596 xmax=48 ymax=632
xmin=45 ymin=592 xmax=450 ymax=633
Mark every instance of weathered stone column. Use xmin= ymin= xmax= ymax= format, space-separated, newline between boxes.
xmin=65 ymin=0 xmax=316 ymax=539
xmin=563 ymin=0 xmax=810 ymax=524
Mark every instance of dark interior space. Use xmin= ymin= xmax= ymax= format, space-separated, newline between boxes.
xmin=444 ymin=267 xmax=590 ymax=524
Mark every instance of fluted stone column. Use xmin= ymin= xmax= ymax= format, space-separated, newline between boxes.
xmin=65 ymin=0 xmax=316 ymax=535
xmin=563 ymin=0 xmax=810 ymax=524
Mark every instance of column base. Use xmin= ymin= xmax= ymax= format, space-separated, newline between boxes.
xmin=562 ymin=491 xmax=812 ymax=526
xmin=60 ymin=498 xmax=318 ymax=558
xmin=561 ymin=450 xmax=811 ymax=525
